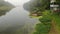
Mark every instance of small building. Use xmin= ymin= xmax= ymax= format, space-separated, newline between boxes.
xmin=50 ymin=0 xmax=59 ymax=11
xmin=50 ymin=0 xmax=60 ymax=15
xmin=50 ymin=0 xmax=60 ymax=11
xmin=31 ymin=13 xmax=38 ymax=16
xmin=30 ymin=10 xmax=42 ymax=17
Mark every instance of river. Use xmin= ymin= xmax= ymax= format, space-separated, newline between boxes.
xmin=0 ymin=2 xmax=39 ymax=34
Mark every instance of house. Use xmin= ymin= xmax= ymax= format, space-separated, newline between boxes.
xmin=30 ymin=11 xmax=42 ymax=17
xmin=50 ymin=0 xmax=60 ymax=11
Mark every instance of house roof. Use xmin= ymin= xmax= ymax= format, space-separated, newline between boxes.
xmin=50 ymin=0 xmax=56 ymax=3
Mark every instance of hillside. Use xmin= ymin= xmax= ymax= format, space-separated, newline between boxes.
xmin=23 ymin=0 xmax=41 ymax=11
xmin=0 ymin=0 xmax=15 ymax=16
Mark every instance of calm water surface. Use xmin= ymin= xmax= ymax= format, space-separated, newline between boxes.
xmin=0 ymin=5 xmax=39 ymax=34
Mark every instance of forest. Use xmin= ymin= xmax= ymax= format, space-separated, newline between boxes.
xmin=0 ymin=0 xmax=14 ymax=16
xmin=0 ymin=0 xmax=60 ymax=34
xmin=24 ymin=0 xmax=60 ymax=34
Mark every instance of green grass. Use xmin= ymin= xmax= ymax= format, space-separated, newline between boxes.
xmin=30 ymin=10 xmax=60 ymax=34
xmin=30 ymin=16 xmax=43 ymax=19
xmin=53 ymin=15 xmax=60 ymax=34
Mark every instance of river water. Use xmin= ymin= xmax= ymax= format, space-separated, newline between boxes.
xmin=0 ymin=2 xmax=39 ymax=34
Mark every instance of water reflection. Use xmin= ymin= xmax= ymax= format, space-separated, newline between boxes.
xmin=0 ymin=11 xmax=7 ymax=16
xmin=0 ymin=0 xmax=39 ymax=34
xmin=0 ymin=5 xmax=39 ymax=34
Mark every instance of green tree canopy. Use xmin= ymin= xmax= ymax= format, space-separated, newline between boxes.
xmin=0 ymin=0 xmax=15 ymax=16
xmin=23 ymin=0 xmax=50 ymax=11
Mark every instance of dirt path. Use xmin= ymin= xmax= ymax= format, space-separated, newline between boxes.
xmin=49 ymin=19 xmax=58 ymax=34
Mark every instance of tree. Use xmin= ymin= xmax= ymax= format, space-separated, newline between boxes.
xmin=23 ymin=0 xmax=50 ymax=16
xmin=23 ymin=0 xmax=50 ymax=11
xmin=24 ymin=0 xmax=60 ymax=34
xmin=0 ymin=0 xmax=15 ymax=16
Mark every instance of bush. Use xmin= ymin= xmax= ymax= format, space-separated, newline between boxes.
xmin=33 ymin=10 xmax=52 ymax=34
xmin=33 ymin=22 xmax=51 ymax=34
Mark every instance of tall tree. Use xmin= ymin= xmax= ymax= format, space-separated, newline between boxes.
xmin=24 ymin=0 xmax=60 ymax=34
xmin=23 ymin=0 xmax=50 ymax=11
